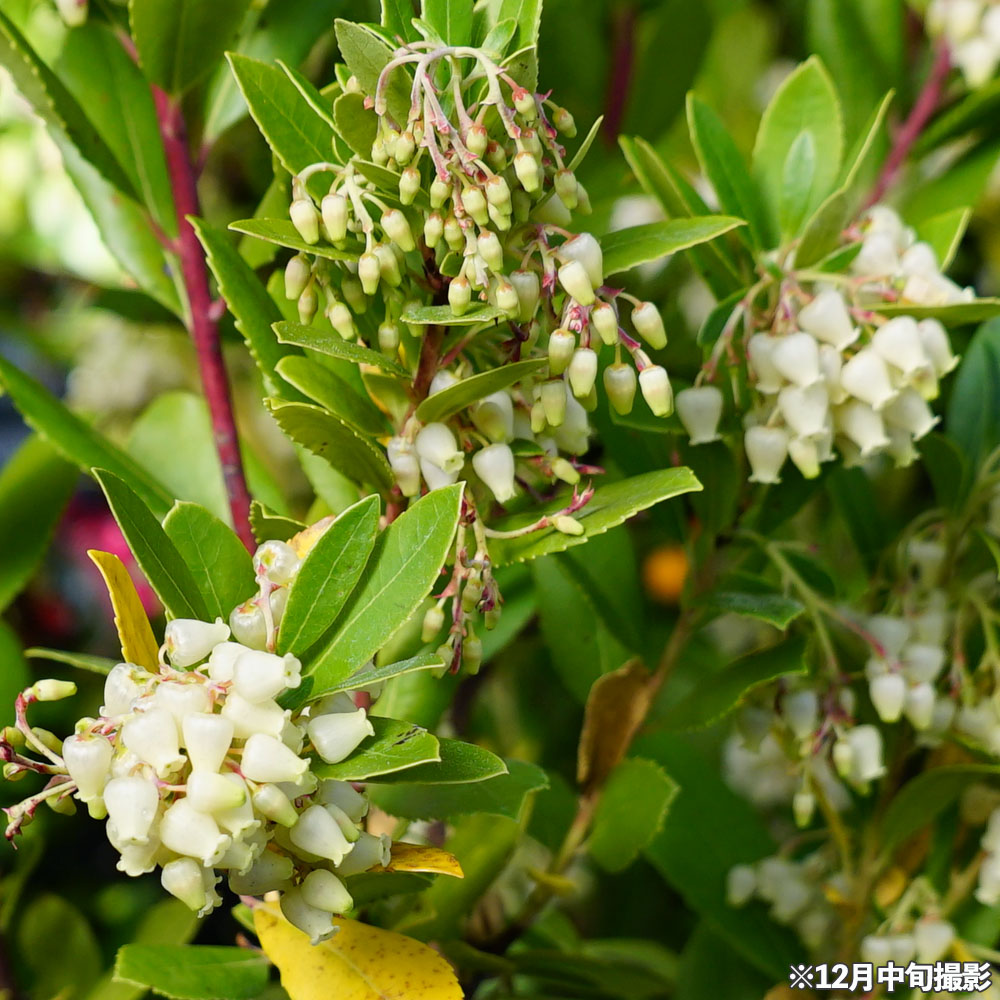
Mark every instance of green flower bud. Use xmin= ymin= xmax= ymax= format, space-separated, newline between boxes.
xmin=327 ymin=301 xmax=356 ymax=340
xmin=421 ymin=605 xmax=445 ymax=644
xmin=342 ymin=275 xmax=367 ymax=314
xmin=378 ymin=322 xmax=400 ymax=353
xmin=298 ymin=284 xmax=318 ymax=325
xmin=430 ymin=176 xmax=451 ymax=209
xmin=512 ymin=188 xmax=532 ymax=222
xmin=604 ymin=363 xmax=637 ymax=415
xmin=552 ymin=106 xmax=577 ymax=137
xmin=591 ymin=301 xmax=619 ymax=345
xmin=484 ymin=607 xmax=501 ymax=631
xmin=449 ymin=275 xmax=472 ymax=315
xmin=485 ymin=174 xmax=511 ymax=211
xmin=495 ymin=279 xmax=519 ymax=317
xmin=424 ymin=211 xmax=445 ymax=249
xmin=290 ymin=198 xmax=320 ymax=245
xmin=466 ymin=123 xmax=489 ymax=157
xmin=530 ymin=400 xmax=547 ymax=434
xmin=444 ymin=214 xmax=464 ymax=251
xmin=477 ymin=230 xmax=504 ymax=271
xmin=547 ymin=328 xmax=576 ymax=375
xmin=47 ymin=794 xmax=76 ymax=816
xmin=31 ymin=727 xmax=63 ymax=754
xmin=554 ymin=169 xmax=578 ymax=210
xmin=568 ymin=347 xmax=598 ymax=398
xmin=462 ymin=576 xmax=484 ymax=612
xmin=460 ymin=187 xmax=489 ymax=226
xmin=2 ymin=763 xmax=26 ymax=782
xmin=632 ymin=301 xmax=666 ymax=349
xmin=284 ymin=254 xmax=311 ymax=300
xmin=358 ymin=251 xmax=381 ymax=296
xmin=513 ymin=151 xmax=541 ymax=194
xmin=2 ymin=726 xmax=24 ymax=748
xmin=381 ymin=209 xmax=415 ymax=252
xmin=374 ymin=243 xmax=402 ymax=287
xmin=558 ymin=259 xmax=595 ymax=305
xmin=463 ymin=633 xmax=483 ymax=674
xmin=551 ymin=456 xmax=580 ymax=484
xmin=513 ymin=88 xmax=538 ymax=120
xmin=486 ymin=141 xmax=507 ymax=173
xmin=510 ymin=269 xmax=540 ymax=324
xmin=399 ymin=166 xmax=420 ymax=205
xmin=541 ymin=379 xmax=567 ymax=426
xmin=554 ymin=515 xmax=584 ymax=535
xmin=487 ymin=203 xmax=512 ymax=231
xmin=520 ymin=128 xmax=542 ymax=155
xmin=371 ymin=134 xmax=388 ymax=165
xmin=321 ymin=193 xmax=348 ymax=242
xmin=395 ymin=130 xmax=416 ymax=165
xmin=639 ymin=365 xmax=673 ymax=416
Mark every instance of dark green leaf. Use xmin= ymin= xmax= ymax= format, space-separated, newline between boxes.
xmin=705 ymin=591 xmax=805 ymax=629
xmin=601 ymin=217 xmax=746 ymax=275
xmin=228 ymin=218 xmax=358 ymax=261
xmin=382 ymin=0 xmax=420 ymax=41
xmin=274 ymin=356 xmax=387 ymax=435
xmin=278 ymin=495 xmax=380 ymax=655
xmin=249 ymin=502 xmax=305 ymax=543
xmin=114 ymin=945 xmax=269 ymax=1000
xmin=275 ymin=320 xmax=410 ymax=376
xmin=333 ymin=19 xmax=411 ymax=123
xmin=794 ymin=189 xmax=849 ymax=268
xmin=311 ymin=716 xmax=441 ymax=780
xmin=827 ymin=465 xmax=885 ymax=572
xmin=0 ymin=625 xmax=31 ymax=715
xmin=919 ymin=433 xmax=971 ymax=509
xmin=322 ymin=652 xmax=444 ymax=693
xmin=415 ymin=359 xmax=547 ymax=423
xmin=947 ymin=317 xmax=1000 ymax=468
xmin=401 ymin=303 xmax=508 ymax=326
xmin=368 ymin=738 xmax=507 ymax=784
xmin=332 ymin=91 xmax=378 ymax=157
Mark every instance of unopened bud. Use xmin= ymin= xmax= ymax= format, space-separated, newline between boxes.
xmin=495 ymin=279 xmax=519 ymax=317
xmin=463 ymin=633 xmax=483 ymax=674
xmin=603 ymin=363 xmax=637 ymax=415
xmin=485 ymin=174 xmax=511 ymax=211
xmin=472 ymin=443 xmax=517 ymax=503
xmin=321 ymin=193 xmax=348 ymax=243
xmin=430 ymin=176 xmax=451 ymax=208
xmin=513 ymin=88 xmax=537 ymax=120
xmin=449 ymin=275 xmax=472 ymax=315
xmin=2 ymin=763 xmax=26 ymax=782
xmin=327 ymin=301 xmax=356 ymax=340
xmin=298 ymin=284 xmax=318 ymax=325
xmin=398 ymin=166 xmax=420 ymax=205
xmin=510 ymin=269 xmax=540 ymax=324
xmin=422 ymin=606 xmax=445 ymax=643
xmin=2 ymin=727 xmax=24 ymax=749
xmin=56 ymin=0 xmax=88 ymax=26
xmin=568 ymin=348 xmax=598 ymax=398
xmin=342 ymin=275 xmax=367 ymax=314
xmin=460 ymin=187 xmax=489 ymax=226
xmin=554 ymin=515 xmax=584 ymax=536
xmin=639 ymin=365 xmax=673 ymax=417
xmin=466 ymin=123 xmax=489 ymax=156
xmin=444 ymin=214 xmax=464 ymax=251
xmin=551 ymin=456 xmax=580 ymax=484
xmin=547 ymin=328 xmax=576 ymax=375
xmin=513 ymin=151 xmax=541 ymax=193
xmin=31 ymin=679 xmax=77 ymax=702
xmin=558 ymin=259 xmax=595 ymax=305
xmin=632 ymin=302 xmax=666 ymax=349
xmin=378 ymin=322 xmax=400 ymax=354
xmin=552 ymin=106 xmax=576 ymax=137
xmin=554 ymin=169 xmax=578 ymax=209
xmin=541 ymin=379 xmax=567 ymax=426
xmin=358 ymin=251 xmax=381 ymax=295
xmin=382 ymin=209 xmax=415 ymax=252
xmin=284 ymin=254 xmax=311 ymax=299
xmin=290 ymin=198 xmax=320 ymax=244
xmin=591 ymin=301 xmax=619 ymax=346
xmin=793 ymin=789 xmax=815 ymax=828
xmin=374 ymin=243 xmax=402 ymax=286
xmin=394 ymin=131 xmax=416 ymax=165
xmin=424 ymin=212 xmax=444 ymax=248
xmin=486 ymin=140 xmax=507 ymax=173
xmin=478 ymin=230 xmax=504 ymax=271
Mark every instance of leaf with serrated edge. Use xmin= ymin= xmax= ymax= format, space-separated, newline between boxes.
xmin=415 ymin=359 xmax=547 ymax=423
xmin=249 ymin=501 xmax=305 ymax=544
xmin=311 ymin=717 xmax=441 ymax=781
xmin=368 ymin=738 xmax=508 ymax=784
xmin=87 ymin=551 xmax=159 ymax=671
xmin=113 ymin=945 xmax=268 ymax=1000
xmin=333 ymin=20 xmax=412 ymax=124
xmin=229 ymin=219 xmax=357 ymax=261
xmin=274 ymin=321 xmax=409 ymax=376
xmin=401 ymin=303 xmax=507 ymax=326
xmin=602 ymin=217 xmax=745 ymax=275
xmin=275 ymin=356 xmax=387 ymax=436
xmin=705 ymin=591 xmax=805 ymax=629
xmin=322 ymin=652 xmax=444 ymax=693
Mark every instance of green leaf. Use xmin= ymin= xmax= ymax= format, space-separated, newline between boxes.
xmin=94 ymin=469 xmax=209 ymax=621
xmin=827 ymin=465 xmax=886 ymax=572
xmin=114 ymin=945 xmax=269 ymax=1000
xmin=311 ymin=716 xmax=441 ymax=781
xmin=267 ymin=400 xmax=393 ymax=492
xmin=333 ymin=19 xmax=411 ymax=124
xmin=752 ymin=57 xmax=843 ymax=241
xmin=382 ymin=0 xmax=420 ymax=41
xmin=163 ymin=503 xmax=255 ymax=622
xmin=705 ymin=591 xmax=805 ymax=629
xmin=916 ymin=77 xmax=1000 ymax=153
xmin=25 ymin=648 xmax=116 ymax=676
xmin=881 ymin=765 xmax=1000 ymax=853
xmin=915 ymin=207 xmax=972 ymax=271
xmin=278 ymin=495 xmax=380 ymax=655
xmin=19 ymin=895 xmax=101 ymax=1000
xmin=876 ymin=299 xmax=1000 ymax=324
xmin=0 ymin=624 xmax=31 ymax=715
xmin=274 ymin=356 xmax=388 ymax=435
xmin=903 ymin=136 xmax=1000 ymax=222
xmin=274 ymin=321 xmax=410 ymax=376
xmin=322 ymin=652 xmax=445 ymax=693
xmin=919 ymin=432 xmax=972 ymax=509
xmin=332 ymin=90 xmax=378 ymax=157
xmin=368 ymin=738 xmax=508 ymax=784
xmin=687 ymin=95 xmax=771 ymax=250
xmin=307 ymin=485 xmax=463 ymax=695
xmin=675 ymin=924 xmax=771 ymax=1000
xmin=422 ymin=0 xmax=473 ymax=45
xmin=0 ymin=435 xmax=77 ymax=613
xmin=227 ymin=53 xmax=334 ymax=180
xmin=947 ymin=317 xmax=1000 ymax=468
xmin=277 ymin=60 xmax=337 ymax=129
xmin=249 ymin=501 xmax=305 ymax=543
xmin=228 ymin=218 xmax=357 ymax=261
xmin=657 ymin=638 xmax=807 ymax=732
xmin=400 ymin=303 xmax=508 ymax=326
xmin=601 ymin=217 xmax=746 ymax=275
xmin=192 ymin=219 xmax=293 ymax=398
xmin=368 ymin=759 xmax=548 ymax=820
xmin=0 ymin=9 xmax=135 ymax=199
xmin=497 ymin=0 xmax=542 ymax=50
xmin=129 ymin=0 xmax=252 ymax=95
xmin=490 ymin=468 xmax=703 ymax=565
xmin=414 ymin=359 xmax=547 ymax=423
xmin=589 ymin=758 xmax=678 ymax=873
xmin=794 ymin=188 xmax=849 ymax=269
xmin=0 ymin=355 xmax=173 ymax=519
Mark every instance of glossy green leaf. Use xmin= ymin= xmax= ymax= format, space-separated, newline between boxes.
xmin=401 ymin=303 xmax=508 ymax=326
xmin=602 ymin=217 xmax=746 ymax=275
xmin=382 ymin=0 xmax=420 ymax=41
xmin=415 ymin=359 xmax=547 ymax=423
xmin=333 ymin=19 xmax=411 ymax=123
xmin=324 ymin=652 xmax=445 ymax=693
xmin=275 ymin=356 xmax=388 ymax=435
xmin=249 ymin=502 xmax=305 ymax=544
xmin=947 ymin=317 xmax=1000 ymax=468
xmin=307 ymin=485 xmax=463 ymax=695
xmin=228 ymin=218 xmax=357 ymax=261
xmin=94 ymin=469 xmax=208 ymax=621
xmin=311 ymin=716 xmax=441 ymax=781
xmin=278 ymin=60 xmax=337 ymax=129
xmin=163 ymin=503 xmax=255 ymax=622
xmin=267 ymin=400 xmax=393 ymax=491
xmin=274 ymin=321 xmax=410 ymax=377
xmin=657 ymin=637 xmax=807 ymax=732
xmin=915 ymin=207 xmax=972 ymax=271
xmin=0 ymin=435 xmax=77 ymax=613
xmin=114 ymin=945 xmax=269 ymax=1000
xmin=752 ymin=57 xmax=843 ymax=240
xmin=827 ymin=466 xmax=885 ymax=572
xmin=794 ymin=188 xmax=849 ymax=269
xmin=422 ymin=0 xmax=473 ymax=45
xmin=589 ymin=758 xmax=678 ymax=873
xmin=0 ymin=355 xmax=173 ymax=519
xmin=369 ymin=738 xmax=507 ymax=784
xmin=496 ymin=0 xmax=542 ymax=50
xmin=490 ymin=468 xmax=702 ymax=565
xmin=705 ymin=591 xmax=805 ymax=629
xmin=25 ymin=648 xmax=116 ymax=676
xmin=129 ymin=0 xmax=252 ymax=95
xmin=368 ymin=759 xmax=548 ymax=820
xmin=903 ymin=136 xmax=1000 ymax=222
xmin=876 ymin=300 xmax=1000 ymax=324
xmin=0 ymin=624 xmax=31 ymax=716
xmin=278 ymin=495 xmax=380 ymax=655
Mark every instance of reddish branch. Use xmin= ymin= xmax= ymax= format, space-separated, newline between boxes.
xmin=601 ymin=3 xmax=637 ymax=143
xmin=867 ymin=43 xmax=951 ymax=207
xmin=153 ymin=88 xmax=255 ymax=552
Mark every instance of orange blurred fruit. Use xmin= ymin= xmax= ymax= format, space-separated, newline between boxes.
xmin=642 ymin=545 xmax=689 ymax=604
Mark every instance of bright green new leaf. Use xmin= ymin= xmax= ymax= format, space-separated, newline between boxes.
xmin=415 ymin=358 xmax=548 ymax=423
xmin=422 ymin=0 xmax=474 ymax=45
xmin=275 ymin=356 xmax=388 ymax=436
xmin=876 ymin=299 xmax=1000 ymax=325
xmin=25 ymin=647 xmax=117 ymax=676
xmin=915 ymin=206 xmax=973 ymax=271
xmin=311 ymin=716 xmax=441 ymax=781
xmin=334 ymin=19 xmax=412 ymax=124
xmin=114 ymin=945 xmax=269 ymax=1000
xmin=332 ymin=91 xmax=378 ymax=158
xmin=601 ymin=217 xmax=746 ymax=275
xmin=401 ymin=303 xmax=508 ymax=326
xmin=369 ymin=738 xmax=508 ymax=784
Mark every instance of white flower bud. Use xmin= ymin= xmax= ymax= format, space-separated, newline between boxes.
xmin=559 ymin=233 xmax=604 ymax=288
xmin=853 ymin=231 xmax=898 ymax=276
xmin=334 ymin=831 xmax=392 ymax=876
xmin=161 ymin=858 xmax=212 ymax=914
xmin=204 ymin=642 xmax=241 ymax=683
xmin=429 ymin=176 xmax=451 ymax=208
xmin=386 ymin=437 xmax=421 ymax=497
xmin=726 ymin=864 xmax=757 ymax=906
xmin=603 ymin=364 xmax=637 ymax=415
xmin=251 ymin=783 xmax=298 ymax=826
xmin=557 ymin=259 xmax=595 ymax=306
xmin=253 ymin=540 xmax=300 ymax=585
xmin=884 ymin=388 xmax=938 ymax=441
xmin=568 ymin=348 xmax=598 ymax=398
xmin=471 ymin=391 xmax=514 ymax=443
xmin=509 ymin=269 xmax=540 ymax=324
xmin=591 ymin=301 xmax=619 ymax=346
xmin=186 ymin=770 xmax=246 ymax=814
xmin=836 ymin=400 xmax=891 ymax=456
xmin=846 ymin=725 xmax=885 ymax=783
xmin=872 ymin=317 xmax=929 ymax=376
xmin=214 ymin=774 xmax=259 ymax=838
xmin=866 ymin=204 xmax=905 ymax=244
xmin=221 ymin=692 xmax=287 ymax=739
xmin=783 ymin=689 xmax=818 ymax=739
xmin=104 ymin=775 xmax=159 ymax=845
xmin=280 ymin=887 xmax=337 ymax=945
xmin=788 ymin=436 xmax=821 ymax=479
xmin=290 ymin=804 xmax=354 ymax=865
xmin=471 ymin=443 xmax=517 ymax=504
xmin=547 ymin=328 xmax=575 ymax=375
xmin=232 ymin=650 xmax=302 ymax=704
xmin=917 ymin=319 xmax=959 ymax=375
xmin=460 ymin=187 xmax=489 ymax=226
xmin=164 ymin=618 xmax=230 ymax=668
xmin=358 ymin=251 xmax=381 ymax=296
xmin=302 ymin=869 xmax=354 ymax=914
xmin=793 ymin=789 xmax=815 ymax=828
xmin=317 ymin=780 xmax=369 ymax=823
xmin=914 ymin=919 xmax=955 ymax=965
xmin=102 ymin=663 xmax=153 ymax=717
xmin=900 ymin=241 xmax=938 ymax=277
xmin=553 ymin=515 xmax=585 ymax=535
xmin=771 ymin=332 xmax=821 ymax=387
xmin=639 ymin=365 xmax=673 ymax=416
xmin=476 ymin=231 xmax=504 ymax=272
xmin=540 ymin=379 xmax=567 ymax=427
xmin=631 ymin=302 xmax=666 ymax=350
xmin=513 ymin=150 xmax=541 ymax=192
xmin=160 ymin=799 xmax=231 ymax=865
xmin=777 ymin=383 xmax=829 ymax=438
xmin=420 ymin=458 xmax=460 ymax=491
xmin=676 ymin=386 xmax=724 ymax=444
xmin=290 ymin=199 xmax=320 ymax=245
xmin=747 ymin=334 xmax=784 ymax=393
xmin=228 ymin=852 xmax=293 ymax=896
xmin=297 ymin=285 xmax=317 ymax=326
xmin=31 ymin=679 xmax=77 ymax=702
xmin=797 ymin=289 xmax=858 ymax=350
xmin=381 ymin=209 xmax=415 ymax=252
xmin=121 ymin=708 xmax=184 ymax=776
xmin=744 ymin=426 xmax=789 ymax=484
xmin=63 ymin=735 xmax=113 ymax=803
xmin=868 ymin=614 xmax=911 ymax=657
xmin=326 ymin=301 xmax=356 ymax=340
xmin=869 ymin=672 xmax=906 ymax=722
xmin=448 ymin=275 xmax=472 ymax=315
xmin=154 ymin=681 xmax=211 ymax=728
xmin=415 ymin=423 xmax=464 ymax=474
xmin=321 ymin=193 xmax=348 ymax=243
xmin=241 ymin=733 xmax=308 ymax=783
xmin=955 ymin=35 xmax=1000 ymax=88
xmin=904 ymin=682 xmax=936 ymax=731
xmin=308 ymin=708 xmax=374 ymax=764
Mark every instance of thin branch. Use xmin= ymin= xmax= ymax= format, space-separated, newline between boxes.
xmin=153 ymin=88 xmax=255 ymax=552
xmin=601 ymin=2 xmax=637 ymax=143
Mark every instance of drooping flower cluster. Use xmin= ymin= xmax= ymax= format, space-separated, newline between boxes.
xmin=927 ymin=0 xmax=1000 ymax=87
xmin=675 ymin=205 xmax=963 ymax=483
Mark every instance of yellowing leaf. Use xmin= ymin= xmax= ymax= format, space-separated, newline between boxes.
xmin=87 ymin=550 xmax=159 ymax=670
xmin=374 ymin=842 xmax=464 ymax=878
xmin=253 ymin=903 xmax=463 ymax=1000
xmin=288 ymin=515 xmax=335 ymax=558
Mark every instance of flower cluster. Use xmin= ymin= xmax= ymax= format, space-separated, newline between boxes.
xmin=927 ymin=0 xmax=1000 ymax=87
xmin=675 ymin=205 xmax=963 ymax=483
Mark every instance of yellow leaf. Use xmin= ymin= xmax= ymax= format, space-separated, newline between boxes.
xmin=253 ymin=903 xmax=464 ymax=1000
xmin=373 ymin=842 xmax=464 ymax=878
xmin=87 ymin=550 xmax=159 ymax=670
xmin=288 ymin=516 xmax=335 ymax=559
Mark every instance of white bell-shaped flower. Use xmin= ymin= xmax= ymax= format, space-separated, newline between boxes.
xmin=290 ymin=804 xmax=354 ymax=865
xmin=308 ymin=708 xmax=375 ymax=764
xmin=164 ymin=618 xmax=231 ymax=668
xmin=552 ymin=388 xmax=591 ymax=454
xmin=302 ymin=869 xmax=354 ymax=914
xmin=161 ymin=858 xmax=210 ymax=913
xmin=955 ymin=35 xmax=1000 ymax=89
xmin=181 ymin=712 xmax=233 ymax=773
xmin=557 ymin=259 xmax=595 ymax=305
xmin=899 ymin=242 xmax=938 ymax=277
xmin=62 ymin=734 xmax=113 ymax=802
xmin=415 ymin=423 xmax=464 ymax=473
xmin=914 ymin=919 xmax=955 ymax=965
xmin=917 ymin=319 xmax=959 ymax=375
xmin=280 ymin=887 xmax=337 ymax=944
xmin=253 ymin=540 xmax=301 ymax=585
xmin=902 ymin=270 xmax=968 ymax=307
xmin=103 ymin=775 xmax=159 ymax=844
xmin=153 ymin=681 xmax=211 ymax=727
xmin=853 ymin=231 xmax=899 ymax=277
xmin=835 ymin=401 xmax=890 ymax=456
xmin=865 ymin=205 xmax=905 ymax=244
xmin=872 ymin=317 xmax=930 ymax=375
xmin=317 ymin=780 xmax=369 ymax=823
xmin=472 ymin=444 xmax=517 ymax=503
xmin=121 ymin=707 xmax=185 ymax=776
xmin=744 ymin=426 xmax=789 ymax=484
xmin=160 ymin=799 xmax=231 ymax=865
xmin=205 ymin=642 xmax=244 ymax=683
xmin=861 ymin=935 xmax=892 ymax=967
xmin=747 ymin=334 xmax=784 ymax=393
xmin=771 ymin=332 xmax=821 ymax=387
xmin=387 ymin=437 xmax=421 ymax=497
xmin=471 ymin=391 xmax=514 ymax=442
xmin=215 ymin=774 xmax=259 ymax=838
xmin=113 ymin=830 xmax=162 ymax=877
xmin=783 ymin=689 xmax=818 ymax=740
xmin=901 ymin=643 xmax=946 ymax=684
xmin=883 ymin=388 xmax=939 ymax=440
xmin=241 ymin=733 xmax=308 ymax=783
xmin=228 ymin=852 xmax=294 ymax=896
xmin=867 ymin=614 xmax=910 ymax=657
xmin=186 ymin=771 xmax=246 ymax=814
xmin=886 ymin=427 xmax=918 ymax=468
xmin=818 ymin=344 xmax=848 ymax=404
xmin=232 ymin=650 xmax=302 ymax=704
xmin=787 ymin=436 xmax=821 ymax=479
xmin=840 ymin=349 xmax=897 ymax=410
xmin=904 ymin=682 xmax=936 ymax=731
xmin=334 ymin=831 xmax=392 ymax=876
xmin=251 ymin=783 xmax=298 ymax=826
xmin=846 ymin=724 xmax=885 ymax=783
xmin=797 ymin=289 xmax=858 ymax=350
xmin=725 ymin=864 xmax=757 ymax=906
xmin=558 ymin=233 xmax=604 ymax=288
xmin=101 ymin=663 xmax=153 ymax=717
xmin=229 ymin=601 xmax=267 ymax=651
xmin=676 ymin=386 xmax=723 ymax=444
xmin=869 ymin=672 xmax=906 ymax=722
xmin=420 ymin=458 xmax=459 ymax=491
xmin=777 ymin=383 xmax=829 ymax=438
xmin=220 ymin=691 xmax=287 ymax=739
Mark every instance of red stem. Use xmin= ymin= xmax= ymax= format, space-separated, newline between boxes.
xmin=153 ymin=88 xmax=255 ymax=552
xmin=867 ymin=42 xmax=951 ymax=207
xmin=601 ymin=3 xmax=637 ymax=144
